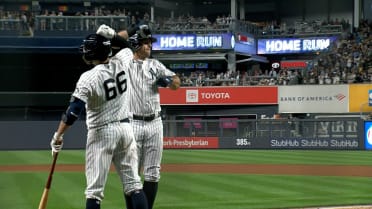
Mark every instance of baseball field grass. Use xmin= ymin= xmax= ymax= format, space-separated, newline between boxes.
xmin=1 ymin=149 xmax=372 ymax=209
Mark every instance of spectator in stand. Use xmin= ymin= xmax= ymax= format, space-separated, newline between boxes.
xmin=40 ymin=9 xmax=48 ymax=31
xmin=49 ymin=10 xmax=57 ymax=30
xmin=268 ymin=68 xmax=277 ymax=78
xmin=20 ymin=12 xmax=28 ymax=34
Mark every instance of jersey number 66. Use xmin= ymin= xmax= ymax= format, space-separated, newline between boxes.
xmin=103 ymin=71 xmax=127 ymax=101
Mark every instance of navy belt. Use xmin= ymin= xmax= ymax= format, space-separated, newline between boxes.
xmin=133 ymin=113 xmax=158 ymax=121
xmin=120 ymin=118 xmax=130 ymax=123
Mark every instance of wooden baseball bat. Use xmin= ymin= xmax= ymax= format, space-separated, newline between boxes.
xmin=38 ymin=152 xmax=59 ymax=209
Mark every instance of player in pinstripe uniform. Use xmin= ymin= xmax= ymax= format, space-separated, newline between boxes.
xmin=125 ymin=25 xmax=181 ymax=209
xmin=93 ymin=24 xmax=180 ymax=209
xmin=50 ymin=29 xmax=148 ymax=209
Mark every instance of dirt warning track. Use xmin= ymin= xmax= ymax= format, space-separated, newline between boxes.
xmin=2 ymin=164 xmax=372 ymax=177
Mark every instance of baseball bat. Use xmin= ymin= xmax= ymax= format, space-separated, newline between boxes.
xmin=38 ymin=152 xmax=59 ymax=209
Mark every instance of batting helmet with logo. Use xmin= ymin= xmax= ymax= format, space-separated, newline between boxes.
xmin=129 ymin=25 xmax=157 ymax=50
xmin=80 ymin=34 xmax=112 ymax=61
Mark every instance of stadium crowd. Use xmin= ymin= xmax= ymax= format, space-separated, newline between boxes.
xmin=0 ymin=6 xmax=347 ymax=36
xmin=0 ymin=6 xmax=371 ymax=87
xmin=176 ymin=19 xmax=371 ymax=87
xmin=304 ymin=19 xmax=371 ymax=85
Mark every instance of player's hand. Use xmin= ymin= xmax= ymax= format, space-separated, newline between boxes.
xmin=156 ymin=76 xmax=173 ymax=87
xmin=96 ymin=24 xmax=116 ymax=39
xmin=50 ymin=132 xmax=64 ymax=155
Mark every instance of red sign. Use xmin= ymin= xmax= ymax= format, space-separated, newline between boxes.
xmin=20 ymin=5 xmax=29 ymax=11
xmin=183 ymin=118 xmax=202 ymax=129
xmin=237 ymin=33 xmax=254 ymax=45
xmin=163 ymin=137 xmax=219 ymax=149
xmin=219 ymin=117 xmax=238 ymax=128
xmin=280 ymin=61 xmax=307 ymax=68
xmin=159 ymin=86 xmax=277 ymax=105
xmin=58 ymin=5 xmax=68 ymax=12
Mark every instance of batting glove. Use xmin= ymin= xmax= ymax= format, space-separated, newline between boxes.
xmin=96 ymin=24 xmax=116 ymax=39
xmin=50 ymin=132 xmax=64 ymax=154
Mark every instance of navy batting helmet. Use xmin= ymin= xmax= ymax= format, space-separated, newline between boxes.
xmin=129 ymin=25 xmax=157 ymax=50
xmin=80 ymin=34 xmax=112 ymax=61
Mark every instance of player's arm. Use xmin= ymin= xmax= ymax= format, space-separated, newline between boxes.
xmin=111 ymin=32 xmax=131 ymax=50
xmin=59 ymin=96 xmax=85 ymax=130
xmin=50 ymin=97 xmax=85 ymax=153
xmin=156 ymin=61 xmax=181 ymax=90
xmin=96 ymin=24 xmax=133 ymax=50
xmin=156 ymin=74 xmax=181 ymax=90
xmin=109 ymin=25 xmax=138 ymax=40
xmin=124 ymin=25 xmax=141 ymax=38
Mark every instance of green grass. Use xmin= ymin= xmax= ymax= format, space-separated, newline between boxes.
xmin=162 ymin=149 xmax=372 ymax=165
xmin=1 ymin=149 xmax=372 ymax=209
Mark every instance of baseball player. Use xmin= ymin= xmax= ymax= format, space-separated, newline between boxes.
xmin=125 ymin=25 xmax=181 ymax=209
xmin=50 ymin=29 xmax=148 ymax=209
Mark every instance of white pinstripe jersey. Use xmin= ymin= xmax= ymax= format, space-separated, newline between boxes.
xmin=128 ymin=58 xmax=175 ymax=115
xmin=72 ymin=48 xmax=133 ymax=128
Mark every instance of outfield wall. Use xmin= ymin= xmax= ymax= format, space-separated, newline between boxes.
xmin=0 ymin=121 xmax=87 ymax=150
xmin=0 ymin=117 xmax=367 ymax=150
xmin=164 ymin=117 xmax=365 ymax=150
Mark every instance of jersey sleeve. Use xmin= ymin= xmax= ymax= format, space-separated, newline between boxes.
xmin=115 ymin=48 xmax=133 ymax=64
xmin=72 ymin=72 xmax=92 ymax=104
xmin=154 ymin=59 xmax=176 ymax=77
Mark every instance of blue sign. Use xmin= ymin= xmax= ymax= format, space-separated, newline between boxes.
xmin=257 ymin=36 xmax=338 ymax=54
xmin=369 ymin=90 xmax=372 ymax=106
xmin=234 ymin=32 xmax=256 ymax=55
xmin=364 ymin=121 xmax=372 ymax=150
xmin=152 ymin=34 xmax=234 ymax=51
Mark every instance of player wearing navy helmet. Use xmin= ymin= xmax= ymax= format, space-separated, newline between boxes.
xmin=126 ymin=25 xmax=181 ymax=209
xmin=50 ymin=30 xmax=148 ymax=209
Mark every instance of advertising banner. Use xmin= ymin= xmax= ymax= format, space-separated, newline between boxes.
xmin=234 ymin=32 xmax=256 ymax=54
xmin=349 ymin=84 xmax=372 ymax=112
xmin=257 ymin=36 xmax=338 ymax=54
xmin=218 ymin=137 xmax=361 ymax=150
xmin=163 ymin=137 xmax=219 ymax=149
xmin=280 ymin=60 xmax=308 ymax=68
xmin=278 ymin=85 xmax=348 ymax=113
xmin=152 ymin=33 xmax=234 ymax=51
xmin=163 ymin=136 xmax=361 ymax=150
xmin=364 ymin=121 xmax=372 ymax=150
xmin=159 ymin=86 xmax=277 ymax=105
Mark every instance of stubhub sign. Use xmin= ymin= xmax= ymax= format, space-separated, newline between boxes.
xmin=365 ymin=121 xmax=372 ymax=150
xmin=257 ymin=36 xmax=338 ymax=54
xmin=152 ymin=34 xmax=234 ymax=50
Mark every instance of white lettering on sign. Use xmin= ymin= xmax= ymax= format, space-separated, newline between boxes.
xmin=265 ymin=38 xmax=331 ymax=52
xmin=160 ymin=36 xmax=194 ymax=48
xmin=196 ymin=36 xmax=222 ymax=48
xmin=160 ymin=35 xmax=223 ymax=49
xmin=172 ymin=139 xmax=209 ymax=147
xmin=266 ymin=40 xmax=301 ymax=52
xmin=201 ymin=92 xmax=230 ymax=99
xmin=302 ymin=39 xmax=330 ymax=51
